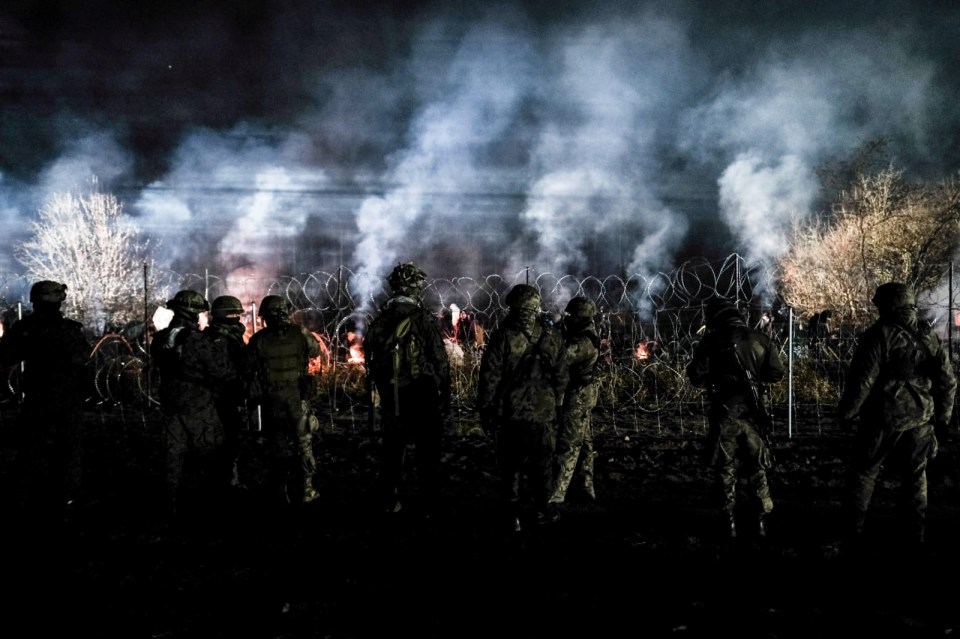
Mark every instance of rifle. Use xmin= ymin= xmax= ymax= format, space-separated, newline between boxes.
xmin=729 ymin=342 xmax=776 ymax=469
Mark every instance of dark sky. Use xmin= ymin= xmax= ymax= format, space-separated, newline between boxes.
xmin=2 ymin=0 xmax=959 ymax=299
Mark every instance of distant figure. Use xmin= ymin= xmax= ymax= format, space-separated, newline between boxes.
xmin=151 ymin=289 xmax=236 ymax=521
xmin=247 ymin=295 xmax=322 ymax=505
xmin=0 ymin=280 xmax=91 ymax=530
xmin=838 ymin=282 xmax=956 ymax=548
xmin=549 ymin=296 xmax=601 ymax=511
xmin=686 ymin=298 xmax=785 ymax=540
xmin=478 ymin=284 xmax=569 ymax=532
xmin=364 ymin=262 xmax=451 ymax=516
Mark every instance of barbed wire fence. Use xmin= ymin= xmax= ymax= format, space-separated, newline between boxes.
xmin=2 ymin=254 xmax=958 ymax=437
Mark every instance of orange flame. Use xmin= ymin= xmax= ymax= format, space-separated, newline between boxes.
xmin=308 ymin=331 xmax=331 ymax=375
xmin=635 ymin=341 xmax=654 ymax=360
xmin=346 ymin=331 xmax=364 ymax=365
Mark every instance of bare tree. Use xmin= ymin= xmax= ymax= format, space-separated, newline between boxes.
xmin=16 ymin=185 xmax=165 ymax=333
xmin=779 ymin=166 xmax=960 ymax=328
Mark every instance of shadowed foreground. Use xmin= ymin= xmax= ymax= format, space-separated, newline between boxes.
xmin=1 ymin=405 xmax=958 ymax=638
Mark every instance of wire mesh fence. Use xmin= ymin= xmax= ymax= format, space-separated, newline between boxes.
xmin=2 ymin=254 xmax=958 ymax=436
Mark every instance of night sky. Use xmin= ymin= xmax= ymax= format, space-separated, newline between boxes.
xmin=2 ymin=0 xmax=959 ymax=298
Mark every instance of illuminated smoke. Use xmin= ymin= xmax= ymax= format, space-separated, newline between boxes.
xmin=0 ymin=1 xmax=957 ymax=316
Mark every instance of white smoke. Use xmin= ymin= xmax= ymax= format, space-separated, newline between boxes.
xmin=349 ymin=17 xmax=535 ymax=307
xmin=680 ymin=28 xmax=942 ymax=297
xmin=0 ymin=0 xmax=958 ymax=313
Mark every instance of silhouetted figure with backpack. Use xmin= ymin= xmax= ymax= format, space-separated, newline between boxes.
xmin=478 ymin=284 xmax=569 ymax=532
xmin=0 ymin=280 xmax=91 ymax=533
xmin=151 ymin=289 xmax=237 ymax=523
xmin=838 ymin=282 xmax=956 ymax=550
xmin=686 ymin=298 xmax=785 ymax=540
xmin=364 ymin=262 xmax=451 ymax=517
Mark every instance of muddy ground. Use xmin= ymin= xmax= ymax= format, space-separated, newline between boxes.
xmin=1 ymin=404 xmax=959 ymax=638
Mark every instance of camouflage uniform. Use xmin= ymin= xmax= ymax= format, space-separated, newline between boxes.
xmin=151 ymin=290 xmax=236 ymax=517
xmin=204 ymin=296 xmax=252 ymax=487
xmin=839 ymin=282 xmax=956 ymax=544
xmin=550 ymin=297 xmax=600 ymax=506
xmin=686 ymin=298 xmax=785 ymax=538
xmin=247 ymin=296 xmax=322 ymax=505
xmin=365 ymin=262 xmax=451 ymax=515
xmin=0 ymin=281 xmax=91 ymax=527
xmin=478 ymin=284 xmax=569 ymax=531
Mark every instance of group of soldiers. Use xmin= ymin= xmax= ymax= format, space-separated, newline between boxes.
xmin=363 ymin=264 xmax=601 ymax=531
xmin=0 ymin=268 xmax=955 ymax=551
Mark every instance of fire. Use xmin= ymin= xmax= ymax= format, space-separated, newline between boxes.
xmin=0 ymin=321 xmax=4 ymax=339
xmin=635 ymin=340 xmax=656 ymax=360
xmin=346 ymin=331 xmax=364 ymax=365
xmin=307 ymin=332 xmax=332 ymax=375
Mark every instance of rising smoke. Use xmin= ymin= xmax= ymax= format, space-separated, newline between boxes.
xmin=0 ymin=0 xmax=957 ymax=308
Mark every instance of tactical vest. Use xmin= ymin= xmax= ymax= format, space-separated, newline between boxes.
xmin=254 ymin=325 xmax=308 ymax=386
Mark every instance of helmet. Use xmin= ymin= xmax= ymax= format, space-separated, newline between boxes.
xmin=505 ymin=284 xmax=541 ymax=311
xmin=30 ymin=280 xmax=67 ymax=304
xmin=258 ymin=295 xmax=291 ymax=318
xmin=387 ymin=262 xmax=427 ymax=294
xmin=565 ymin=297 xmax=597 ymax=318
xmin=705 ymin=297 xmax=741 ymax=327
xmin=166 ymin=289 xmax=210 ymax=313
xmin=871 ymin=282 xmax=915 ymax=311
xmin=211 ymin=295 xmax=244 ymax=320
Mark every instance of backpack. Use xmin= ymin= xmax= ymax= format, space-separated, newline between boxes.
xmin=384 ymin=313 xmax=422 ymax=388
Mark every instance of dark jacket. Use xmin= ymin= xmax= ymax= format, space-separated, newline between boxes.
xmin=686 ymin=312 xmax=785 ymax=405
xmin=839 ymin=307 xmax=956 ymax=431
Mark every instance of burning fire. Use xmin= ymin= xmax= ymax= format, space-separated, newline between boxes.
xmin=345 ymin=331 xmax=364 ymax=365
xmin=635 ymin=340 xmax=656 ymax=360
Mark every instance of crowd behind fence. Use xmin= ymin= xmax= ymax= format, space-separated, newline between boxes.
xmin=2 ymin=254 xmax=958 ymax=437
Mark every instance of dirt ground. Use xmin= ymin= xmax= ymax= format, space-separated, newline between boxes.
xmin=1 ymin=404 xmax=959 ymax=639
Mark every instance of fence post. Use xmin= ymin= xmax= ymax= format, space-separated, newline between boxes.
xmin=949 ymin=262 xmax=954 ymax=363
xmin=143 ymin=261 xmax=151 ymax=401
xmin=788 ymin=306 xmax=794 ymax=439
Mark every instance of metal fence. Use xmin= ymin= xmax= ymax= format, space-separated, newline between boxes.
xmin=2 ymin=254 xmax=958 ymax=436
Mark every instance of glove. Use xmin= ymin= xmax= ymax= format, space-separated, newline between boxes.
xmin=839 ymin=417 xmax=858 ymax=434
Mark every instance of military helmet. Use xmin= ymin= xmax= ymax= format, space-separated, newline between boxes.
xmin=258 ymin=295 xmax=291 ymax=318
xmin=871 ymin=282 xmax=916 ymax=311
xmin=505 ymin=284 xmax=541 ymax=311
xmin=166 ymin=289 xmax=210 ymax=313
xmin=387 ymin=262 xmax=427 ymax=293
xmin=705 ymin=297 xmax=741 ymax=326
xmin=565 ymin=296 xmax=597 ymax=318
xmin=30 ymin=280 xmax=67 ymax=304
xmin=211 ymin=295 xmax=244 ymax=319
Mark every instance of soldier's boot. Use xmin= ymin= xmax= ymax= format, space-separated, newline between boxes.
xmin=303 ymin=479 xmax=320 ymax=504
xmin=582 ymin=477 xmax=596 ymax=501
xmin=536 ymin=503 xmax=562 ymax=525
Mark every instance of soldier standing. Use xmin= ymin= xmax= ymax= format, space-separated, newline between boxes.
xmin=151 ymin=289 xmax=236 ymax=521
xmin=549 ymin=296 xmax=601 ymax=512
xmin=204 ymin=295 xmax=251 ymax=489
xmin=838 ymin=282 xmax=956 ymax=548
xmin=364 ymin=262 xmax=451 ymax=517
xmin=246 ymin=295 xmax=322 ymax=505
xmin=686 ymin=298 xmax=785 ymax=539
xmin=478 ymin=284 xmax=568 ymax=532
xmin=0 ymin=280 xmax=91 ymax=530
